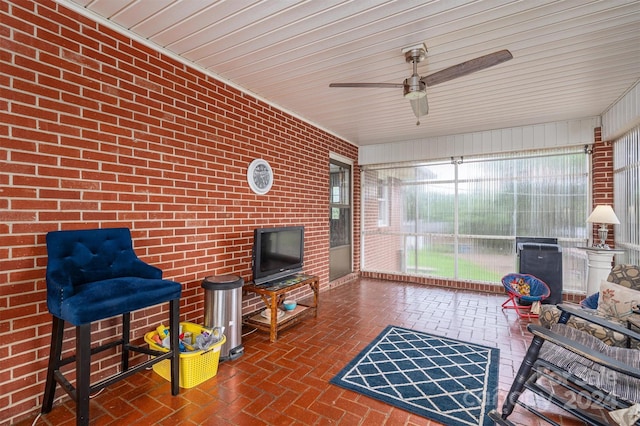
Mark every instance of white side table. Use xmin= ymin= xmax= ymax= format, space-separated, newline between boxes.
xmin=580 ymin=247 xmax=624 ymax=295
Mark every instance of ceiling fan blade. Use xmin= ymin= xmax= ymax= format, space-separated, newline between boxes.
xmin=410 ymin=96 xmax=428 ymax=117
xmin=422 ymin=49 xmax=513 ymax=87
xmin=329 ymin=82 xmax=404 ymax=88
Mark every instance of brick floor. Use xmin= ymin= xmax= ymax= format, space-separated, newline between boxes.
xmin=24 ymin=278 xmax=586 ymax=425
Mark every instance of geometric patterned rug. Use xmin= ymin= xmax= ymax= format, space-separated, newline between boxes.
xmin=330 ymin=326 xmax=500 ymax=426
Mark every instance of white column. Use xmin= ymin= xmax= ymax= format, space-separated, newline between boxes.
xmin=583 ymin=248 xmax=624 ymax=295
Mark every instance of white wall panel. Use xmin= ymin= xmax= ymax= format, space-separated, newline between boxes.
xmin=602 ymin=81 xmax=640 ymax=141
xmin=544 ymin=123 xmax=556 ymax=147
xmin=463 ymin=133 xmax=473 ymax=156
xmin=568 ymin=120 xmax=580 ymax=142
xmin=359 ymin=117 xmax=600 ymax=165
xmin=501 ymin=129 xmax=510 ymax=152
xmin=481 ymin=132 xmax=491 ymax=155
xmin=512 ymin=127 xmax=523 ymax=151
xmin=533 ymin=124 xmax=545 ymax=148
xmin=557 ymin=122 xmax=568 ymax=146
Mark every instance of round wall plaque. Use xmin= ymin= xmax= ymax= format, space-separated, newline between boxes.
xmin=247 ymin=158 xmax=273 ymax=195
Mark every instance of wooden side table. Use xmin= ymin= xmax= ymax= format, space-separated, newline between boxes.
xmin=243 ymin=274 xmax=319 ymax=342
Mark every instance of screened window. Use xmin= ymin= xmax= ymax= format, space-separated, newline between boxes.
xmin=378 ymin=178 xmax=390 ymax=227
xmin=362 ymin=148 xmax=590 ymax=292
xmin=613 ymin=125 xmax=640 ymax=265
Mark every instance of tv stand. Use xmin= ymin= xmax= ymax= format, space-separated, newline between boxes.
xmin=243 ymin=274 xmax=319 ymax=342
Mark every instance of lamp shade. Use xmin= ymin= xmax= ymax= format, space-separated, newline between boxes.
xmin=586 ymin=205 xmax=620 ymax=224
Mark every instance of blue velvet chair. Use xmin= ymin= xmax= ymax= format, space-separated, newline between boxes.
xmin=42 ymin=228 xmax=182 ymax=425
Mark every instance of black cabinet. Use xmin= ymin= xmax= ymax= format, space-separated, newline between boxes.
xmin=517 ymin=240 xmax=563 ymax=305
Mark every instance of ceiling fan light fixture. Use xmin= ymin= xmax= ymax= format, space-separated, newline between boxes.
xmin=403 ymin=75 xmax=426 ymax=99
xmin=410 ymin=96 xmax=428 ymax=117
xmin=404 ymin=91 xmax=425 ymax=100
xmin=404 ymin=87 xmax=426 ymax=99
xmin=410 ymin=96 xmax=428 ymax=126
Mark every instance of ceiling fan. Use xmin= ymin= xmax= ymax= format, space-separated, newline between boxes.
xmin=329 ymin=44 xmax=513 ymax=125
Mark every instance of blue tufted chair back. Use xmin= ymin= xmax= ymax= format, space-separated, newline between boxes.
xmin=46 ymin=228 xmax=161 ymax=321
xmin=42 ymin=228 xmax=181 ymax=422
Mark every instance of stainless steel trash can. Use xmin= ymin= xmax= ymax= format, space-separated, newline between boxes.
xmin=202 ymin=275 xmax=244 ymax=361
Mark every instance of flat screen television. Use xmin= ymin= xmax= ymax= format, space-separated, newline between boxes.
xmin=252 ymin=226 xmax=304 ymax=285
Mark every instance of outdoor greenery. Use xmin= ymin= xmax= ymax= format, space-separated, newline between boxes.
xmin=363 ymin=148 xmax=590 ymax=289
xmin=401 ymin=153 xmax=589 ymax=239
xmin=405 ymin=248 xmax=504 ymax=282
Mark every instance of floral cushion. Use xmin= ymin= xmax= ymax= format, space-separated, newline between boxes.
xmin=539 ymin=264 xmax=640 ymax=349
xmin=597 ymin=280 xmax=640 ymax=319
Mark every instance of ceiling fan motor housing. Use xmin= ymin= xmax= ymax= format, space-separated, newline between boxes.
xmin=402 ymin=43 xmax=427 ymax=63
xmin=403 ymin=44 xmax=428 ymax=99
xmin=403 ymin=75 xmax=425 ymax=99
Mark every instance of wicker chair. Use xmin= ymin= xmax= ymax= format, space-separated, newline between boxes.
xmin=490 ymin=304 xmax=640 ymax=425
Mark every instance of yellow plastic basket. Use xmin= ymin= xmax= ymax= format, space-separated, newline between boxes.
xmin=144 ymin=322 xmax=225 ymax=388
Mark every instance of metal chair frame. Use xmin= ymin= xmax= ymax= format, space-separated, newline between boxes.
xmin=501 ymin=273 xmax=551 ymax=319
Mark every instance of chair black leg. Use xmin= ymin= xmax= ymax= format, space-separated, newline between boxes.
xmin=499 ymin=335 xmax=545 ymax=420
xmin=558 ymin=309 xmax=571 ymax=324
xmin=122 ymin=312 xmax=130 ymax=371
xmin=42 ymin=316 xmax=64 ymax=413
xmin=76 ymin=323 xmax=91 ymax=426
xmin=43 ymin=305 xmax=180 ymax=423
xmin=169 ymin=298 xmax=179 ymax=396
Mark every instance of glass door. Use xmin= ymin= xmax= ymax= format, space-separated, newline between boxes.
xmin=329 ymin=159 xmax=352 ymax=280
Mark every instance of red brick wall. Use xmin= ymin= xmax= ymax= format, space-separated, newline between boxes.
xmin=361 ymin=172 xmax=405 ymax=272
xmin=0 ymin=1 xmax=358 ymax=423
xmin=590 ymin=127 xmax=617 ymax=247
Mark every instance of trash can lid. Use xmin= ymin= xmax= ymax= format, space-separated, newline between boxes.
xmin=202 ymin=274 xmax=244 ymax=290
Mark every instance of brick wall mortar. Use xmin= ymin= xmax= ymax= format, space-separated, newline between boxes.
xmin=1 ymin=2 xmax=612 ymax=424
xmin=0 ymin=1 xmax=359 ymax=423
xmin=590 ymin=128 xmax=616 ymax=247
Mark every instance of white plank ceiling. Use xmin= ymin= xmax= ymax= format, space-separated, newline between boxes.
xmin=60 ymin=0 xmax=640 ymax=146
